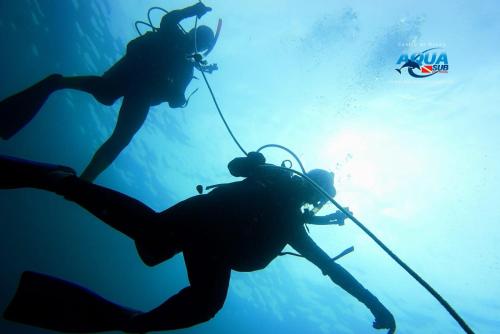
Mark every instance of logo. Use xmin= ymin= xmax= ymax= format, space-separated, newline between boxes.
xmin=395 ymin=48 xmax=449 ymax=78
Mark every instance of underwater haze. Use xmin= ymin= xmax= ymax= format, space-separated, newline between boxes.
xmin=1 ymin=0 xmax=500 ymax=333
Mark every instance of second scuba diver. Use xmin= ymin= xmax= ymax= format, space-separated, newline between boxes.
xmin=0 ymin=2 xmax=215 ymax=182
xmin=0 ymin=152 xmax=396 ymax=333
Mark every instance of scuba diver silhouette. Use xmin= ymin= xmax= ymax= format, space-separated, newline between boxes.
xmin=0 ymin=152 xmax=396 ymax=333
xmin=0 ymin=2 xmax=215 ymax=182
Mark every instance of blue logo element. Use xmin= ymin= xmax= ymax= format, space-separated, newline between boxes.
xmin=395 ymin=48 xmax=449 ymax=78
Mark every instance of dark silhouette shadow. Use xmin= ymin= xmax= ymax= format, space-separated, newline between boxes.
xmin=0 ymin=153 xmax=396 ymax=333
xmin=0 ymin=2 xmax=214 ymax=182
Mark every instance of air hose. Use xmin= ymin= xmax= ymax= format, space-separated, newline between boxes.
xmin=196 ymin=52 xmax=475 ymax=334
xmin=191 ymin=7 xmax=474 ymax=334
xmin=191 ymin=12 xmax=247 ymax=156
xmin=257 ymin=144 xmax=306 ymax=173
xmin=198 ymin=71 xmax=474 ymax=332
xmin=262 ymin=164 xmax=476 ymax=334
xmin=135 ymin=6 xmax=187 ymax=36
xmin=198 ymin=69 xmax=247 ymax=156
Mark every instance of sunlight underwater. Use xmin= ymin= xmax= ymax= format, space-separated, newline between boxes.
xmin=1 ymin=0 xmax=500 ymax=333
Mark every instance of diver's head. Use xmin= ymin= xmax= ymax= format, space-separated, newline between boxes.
xmin=300 ymin=169 xmax=336 ymax=210
xmin=187 ymin=25 xmax=215 ymax=53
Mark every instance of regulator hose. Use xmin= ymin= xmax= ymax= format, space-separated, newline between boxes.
xmin=260 ymin=164 xmax=475 ymax=334
xmin=191 ymin=6 xmax=474 ymax=333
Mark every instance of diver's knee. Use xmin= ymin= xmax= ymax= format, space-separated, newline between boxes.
xmin=197 ymin=291 xmax=225 ymax=321
xmin=136 ymin=248 xmax=162 ymax=267
xmin=94 ymin=77 xmax=120 ymax=106
xmin=135 ymin=238 xmax=178 ymax=267
xmin=198 ymin=299 xmax=224 ymax=322
xmin=208 ymin=300 xmax=224 ymax=318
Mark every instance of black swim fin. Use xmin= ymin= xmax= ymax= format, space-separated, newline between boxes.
xmin=0 ymin=154 xmax=75 ymax=190
xmin=0 ymin=74 xmax=62 ymax=140
xmin=3 ymin=271 xmax=139 ymax=333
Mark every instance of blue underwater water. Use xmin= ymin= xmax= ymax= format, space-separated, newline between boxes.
xmin=1 ymin=0 xmax=500 ymax=333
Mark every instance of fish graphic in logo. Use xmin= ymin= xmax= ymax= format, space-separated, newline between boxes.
xmin=395 ymin=47 xmax=449 ymax=78
xmin=395 ymin=59 xmax=421 ymax=74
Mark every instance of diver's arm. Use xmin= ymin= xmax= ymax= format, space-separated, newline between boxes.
xmin=304 ymin=209 xmax=350 ymax=226
xmin=160 ymin=2 xmax=212 ymax=27
xmin=288 ymin=227 xmax=396 ymax=332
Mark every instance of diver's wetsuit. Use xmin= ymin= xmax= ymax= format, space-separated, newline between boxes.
xmin=61 ymin=169 xmax=310 ymax=332
xmin=0 ymin=155 xmax=396 ymax=333
xmin=0 ymin=2 xmax=210 ymax=182
xmin=65 ymin=5 xmax=203 ymax=181
xmin=89 ymin=7 xmax=196 ymax=108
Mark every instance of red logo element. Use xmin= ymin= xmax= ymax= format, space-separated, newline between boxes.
xmin=421 ymin=65 xmax=433 ymax=74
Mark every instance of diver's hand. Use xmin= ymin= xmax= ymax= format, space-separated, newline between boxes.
xmin=194 ymin=2 xmax=212 ymax=18
xmin=323 ymin=212 xmax=342 ymax=225
xmin=326 ymin=208 xmax=352 ymax=225
xmin=370 ymin=303 xmax=396 ymax=333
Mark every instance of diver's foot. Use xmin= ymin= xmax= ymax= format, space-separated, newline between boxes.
xmin=0 ymin=155 xmax=76 ymax=190
xmin=0 ymin=74 xmax=63 ymax=140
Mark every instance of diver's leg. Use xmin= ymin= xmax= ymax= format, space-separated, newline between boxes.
xmin=0 ymin=154 xmax=156 ymax=241
xmin=0 ymin=155 xmax=76 ymax=189
xmin=59 ymin=76 xmax=120 ymax=106
xmin=0 ymin=74 xmax=63 ymax=139
xmin=4 ymin=271 xmax=138 ymax=333
xmin=60 ymin=176 xmax=158 ymax=241
xmin=125 ymin=250 xmax=231 ymax=332
xmin=60 ymin=57 xmax=130 ymax=106
xmin=134 ymin=195 xmax=208 ymax=267
xmin=80 ymin=95 xmax=150 ymax=182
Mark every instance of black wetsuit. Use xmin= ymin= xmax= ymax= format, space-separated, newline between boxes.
xmin=58 ymin=166 xmax=309 ymax=272
xmin=9 ymin=166 xmax=314 ymax=332
xmin=1 ymin=154 xmax=396 ymax=333
xmin=102 ymin=13 xmax=194 ymax=107
xmin=0 ymin=4 xmax=207 ymax=182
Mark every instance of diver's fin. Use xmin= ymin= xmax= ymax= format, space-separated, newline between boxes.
xmin=3 ymin=271 xmax=138 ymax=332
xmin=0 ymin=74 xmax=62 ymax=140
xmin=395 ymin=68 xmax=401 ymax=74
xmin=0 ymin=155 xmax=75 ymax=190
